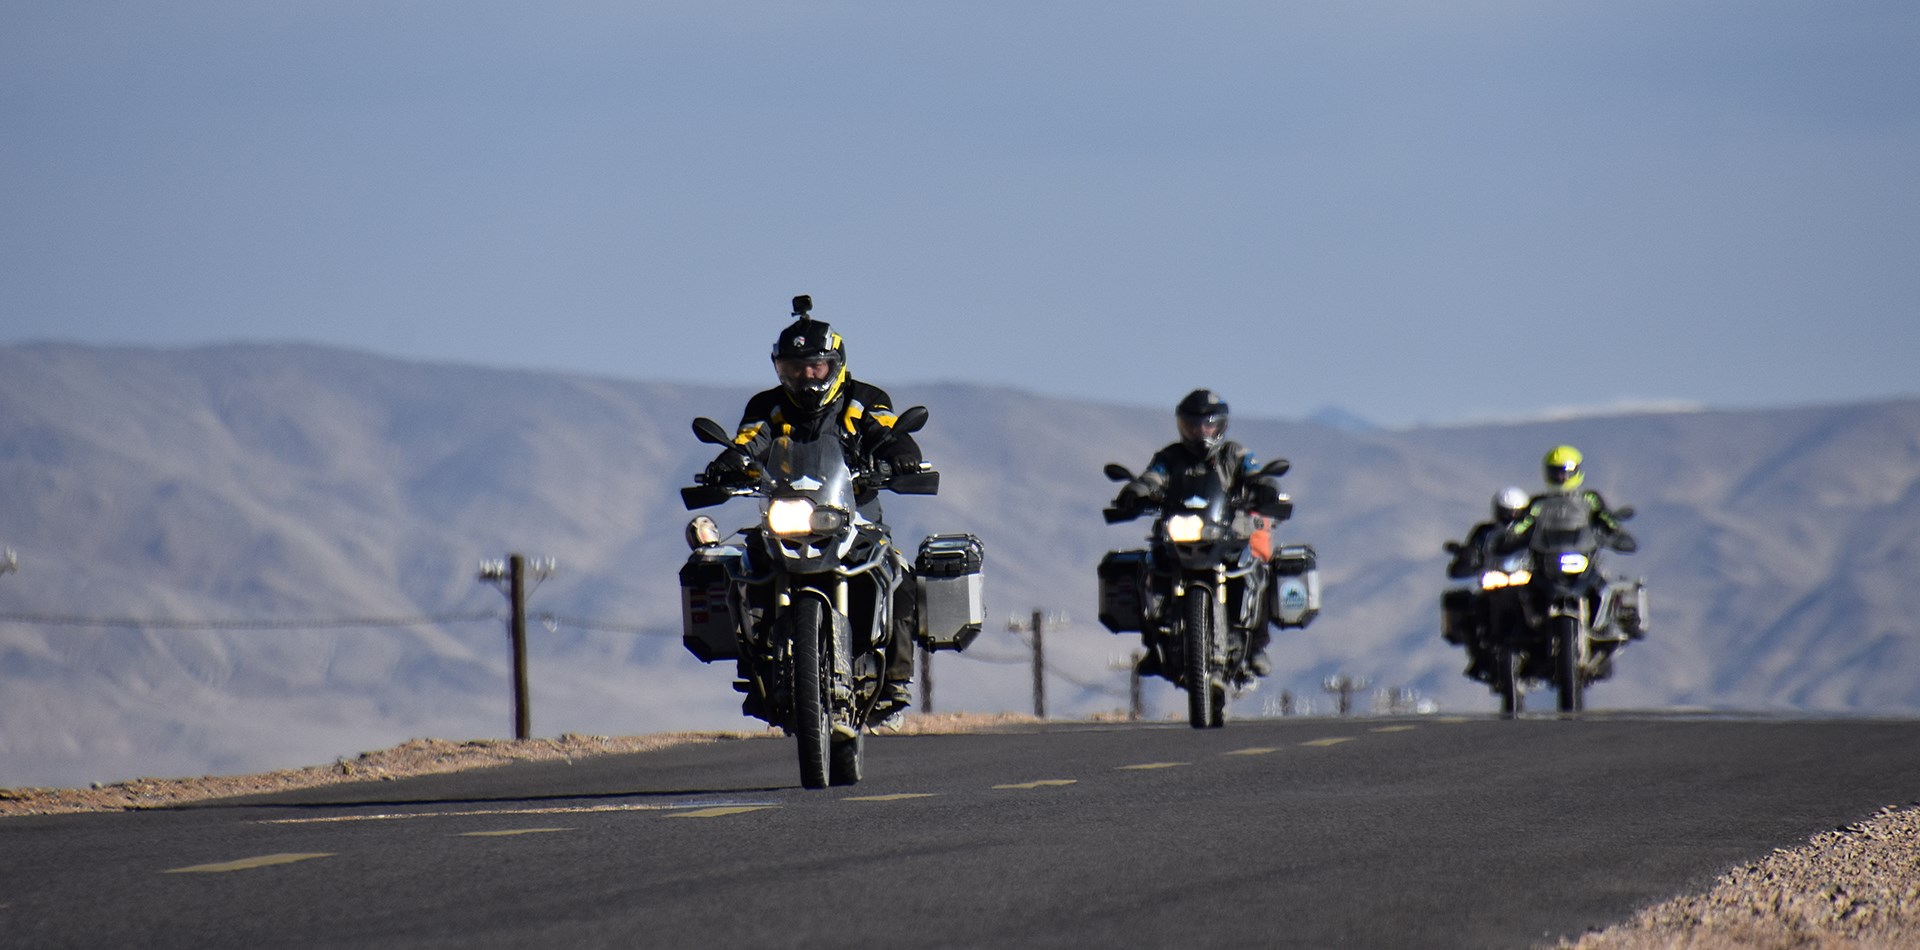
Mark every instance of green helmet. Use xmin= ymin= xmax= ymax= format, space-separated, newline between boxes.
xmin=1544 ymin=445 xmax=1584 ymax=491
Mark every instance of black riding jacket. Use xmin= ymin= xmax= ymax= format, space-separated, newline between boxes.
xmin=725 ymin=378 xmax=922 ymax=508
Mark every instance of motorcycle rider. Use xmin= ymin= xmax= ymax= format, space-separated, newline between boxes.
xmin=1112 ymin=389 xmax=1287 ymax=675
xmin=1504 ymin=444 xmax=1644 ymax=640
xmin=704 ymin=296 xmax=924 ymax=720
xmin=1444 ymin=486 xmax=1531 ymax=680
xmin=1447 ymin=486 xmax=1532 ymax=579
xmin=1504 ymin=445 xmax=1636 ymax=553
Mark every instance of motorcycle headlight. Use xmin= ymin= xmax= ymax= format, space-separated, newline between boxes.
xmin=1509 ymin=569 xmax=1532 ymax=585
xmin=1480 ymin=571 xmax=1509 ymax=590
xmin=1165 ymin=514 xmax=1205 ymax=543
xmin=1558 ymin=553 xmax=1589 ymax=574
xmin=766 ymin=498 xmax=816 ymax=536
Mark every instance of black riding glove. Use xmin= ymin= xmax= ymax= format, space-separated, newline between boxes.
xmin=704 ymin=448 xmax=751 ymax=485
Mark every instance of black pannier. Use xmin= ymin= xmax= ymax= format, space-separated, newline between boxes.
xmin=680 ymin=546 xmax=744 ymax=662
xmin=1098 ymin=549 xmax=1151 ymax=634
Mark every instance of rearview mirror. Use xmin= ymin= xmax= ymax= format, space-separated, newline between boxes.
xmin=1615 ymin=506 xmax=1636 ymax=521
xmin=1259 ymin=458 xmax=1291 ymax=478
xmin=692 ymin=417 xmax=732 ymax=446
xmin=1103 ymin=463 xmax=1134 ymax=483
xmin=893 ymin=405 xmax=929 ymax=436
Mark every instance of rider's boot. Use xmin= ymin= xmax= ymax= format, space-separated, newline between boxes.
xmin=1247 ymin=628 xmax=1274 ymax=676
xmin=873 ymin=584 xmax=918 ymax=726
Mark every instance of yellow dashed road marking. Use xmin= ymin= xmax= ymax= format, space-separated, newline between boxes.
xmin=262 ymin=803 xmax=680 ymax=825
xmin=1302 ymin=737 xmax=1354 ymax=747
xmin=1371 ymin=725 xmax=1418 ymax=734
xmin=995 ymin=780 xmax=1077 ymax=790
xmin=166 ymin=853 xmax=334 ymax=874
xmin=460 ymin=828 xmax=572 ymax=837
xmin=1116 ymin=762 xmax=1188 ymax=771
xmin=1225 ymin=747 xmax=1279 ymax=756
xmin=845 ymin=793 xmax=938 ymax=802
xmin=667 ymin=806 xmax=776 ymax=819
xmin=1435 ymin=717 xmax=1473 ymax=724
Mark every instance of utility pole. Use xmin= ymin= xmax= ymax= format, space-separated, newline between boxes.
xmin=1129 ymin=650 xmax=1144 ymax=721
xmin=1323 ymin=674 xmax=1369 ymax=717
xmin=479 ymin=554 xmax=556 ymax=740
xmin=1108 ymin=650 xmax=1146 ymax=722
xmin=1007 ymin=609 xmax=1065 ymax=719
xmin=1030 ymin=609 xmax=1045 ymax=718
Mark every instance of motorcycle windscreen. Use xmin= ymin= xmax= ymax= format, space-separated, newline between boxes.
xmin=1171 ymin=467 xmax=1233 ymax=525
xmin=1529 ymin=494 xmax=1596 ymax=552
xmin=764 ymin=432 xmax=857 ymax=510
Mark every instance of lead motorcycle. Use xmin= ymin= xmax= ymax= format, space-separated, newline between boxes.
xmin=1099 ymin=459 xmax=1306 ymax=728
xmin=1482 ymin=493 xmax=1646 ymax=715
xmin=679 ymin=407 xmax=948 ymax=789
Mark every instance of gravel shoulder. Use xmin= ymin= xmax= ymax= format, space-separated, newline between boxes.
xmin=1559 ymin=803 xmax=1920 ymax=949
xmin=4 ymin=715 xmax=1914 ymax=947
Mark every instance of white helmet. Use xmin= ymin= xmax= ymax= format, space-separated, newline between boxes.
xmin=1494 ymin=486 xmax=1530 ymax=523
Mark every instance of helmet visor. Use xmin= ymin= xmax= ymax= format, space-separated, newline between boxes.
xmin=776 ymin=356 xmax=839 ymax=391
xmin=1545 ymin=461 xmax=1579 ymax=486
xmin=1178 ymin=413 xmax=1227 ymax=445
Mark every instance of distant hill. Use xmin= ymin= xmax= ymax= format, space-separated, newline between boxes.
xmin=2 ymin=343 xmax=1917 ymax=787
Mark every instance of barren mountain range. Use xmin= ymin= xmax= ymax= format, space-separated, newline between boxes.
xmin=2 ymin=343 xmax=1916 ymax=788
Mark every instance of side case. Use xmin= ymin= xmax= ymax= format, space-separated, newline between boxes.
xmin=916 ymin=534 xmax=984 ymax=652
xmin=1098 ymin=549 xmax=1150 ymax=633
xmin=1269 ymin=544 xmax=1321 ymax=629
xmin=679 ymin=546 xmax=745 ymax=662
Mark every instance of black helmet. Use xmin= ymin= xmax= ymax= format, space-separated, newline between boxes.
xmin=1176 ymin=389 xmax=1229 ymax=453
xmin=770 ymin=296 xmax=847 ymax=410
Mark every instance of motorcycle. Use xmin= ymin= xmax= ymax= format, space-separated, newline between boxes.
xmin=1441 ymin=537 xmax=1532 ymax=717
xmin=1479 ymin=494 xmax=1646 ymax=715
xmin=1098 ymin=458 xmax=1302 ymax=728
xmin=678 ymin=407 xmax=954 ymax=789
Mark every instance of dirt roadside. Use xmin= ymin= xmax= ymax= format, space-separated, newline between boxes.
xmin=3 ymin=715 xmax=1914 ymax=947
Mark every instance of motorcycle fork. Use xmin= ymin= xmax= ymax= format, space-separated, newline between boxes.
xmin=779 ymin=579 xmax=856 ymax=706
xmin=1173 ymin=570 xmax=1228 ymax=663
xmin=779 ymin=577 xmax=856 ymax=721
xmin=1544 ymin=593 xmax=1590 ymax=656
xmin=832 ymin=578 xmax=852 ymax=692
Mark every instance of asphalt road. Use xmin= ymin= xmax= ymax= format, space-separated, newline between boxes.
xmin=4 ymin=715 xmax=1918 ymax=949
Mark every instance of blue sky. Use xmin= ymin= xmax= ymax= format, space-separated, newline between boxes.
xmin=5 ymin=2 xmax=1917 ymax=427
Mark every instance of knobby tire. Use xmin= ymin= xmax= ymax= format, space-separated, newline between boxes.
xmin=792 ymin=598 xmax=831 ymax=789
xmin=1186 ymin=590 xmax=1212 ymax=729
xmin=1555 ymin=615 xmax=1584 ymax=714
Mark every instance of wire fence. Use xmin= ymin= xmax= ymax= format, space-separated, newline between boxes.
xmin=0 ymin=608 xmax=1131 ymax=698
xmin=0 ymin=610 xmax=501 ymax=631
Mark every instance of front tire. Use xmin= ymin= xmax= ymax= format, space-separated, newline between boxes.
xmin=1554 ymin=615 xmax=1584 ymax=714
xmin=829 ymin=733 xmax=862 ymax=786
xmin=791 ymin=598 xmax=831 ymax=789
xmin=1497 ymin=643 xmax=1523 ymax=718
xmin=1185 ymin=591 xmax=1213 ymax=729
